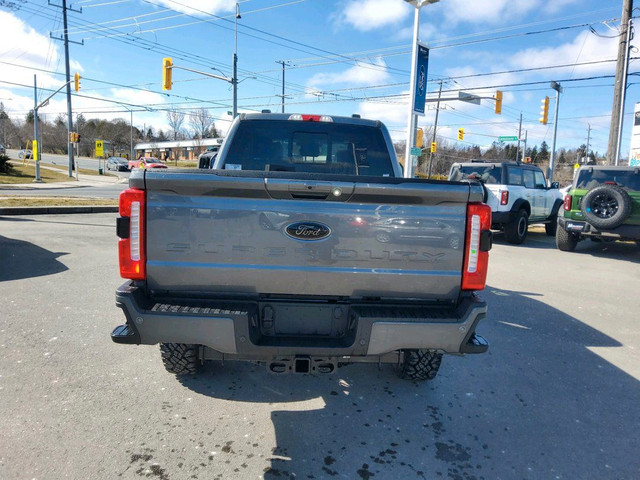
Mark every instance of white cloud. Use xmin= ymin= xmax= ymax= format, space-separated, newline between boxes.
xmin=308 ymin=58 xmax=390 ymax=89
xmin=442 ymin=0 xmax=541 ymax=26
xmin=153 ymin=0 xmax=235 ymax=15
xmin=509 ymin=31 xmax=619 ymax=75
xmin=339 ymin=0 xmax=410 ymax=31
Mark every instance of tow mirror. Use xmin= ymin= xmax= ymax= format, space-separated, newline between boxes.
xmin=551 ymin=181 xmax=559 ymax=189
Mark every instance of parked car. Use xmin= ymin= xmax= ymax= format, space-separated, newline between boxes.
xmin=128 ymin=157 xmax=167 ymax=169
xmin=106 ymin=156 xmax=130 ymax=171
xmin=449 ymin=161 xmax=563 ymax=244
xmin=18 ymin=149 xmax=32 ymax=159
xmin=198 ymin=145 xmax=220 ymax=169
xmin=0 ymin=144 xmax=5 ymax=155
xmin=556 ymin=165 xmax=640 ymax=251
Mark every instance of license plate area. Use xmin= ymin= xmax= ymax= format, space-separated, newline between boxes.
xmin=259 ymin=302 xmax=350 ymax=338
xmin=566 ymin=222 xmax=585 ymax=232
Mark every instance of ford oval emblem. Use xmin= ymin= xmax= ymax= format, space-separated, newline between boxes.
xmin=284 ymin=222 xmax=331 ymax=241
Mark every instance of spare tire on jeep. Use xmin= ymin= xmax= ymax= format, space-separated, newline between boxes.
xmin=581 ymin=184 xmax=632 ymax=230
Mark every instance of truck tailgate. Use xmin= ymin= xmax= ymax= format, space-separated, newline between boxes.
xmin=140 ymin=171 xmax=477 ymax=301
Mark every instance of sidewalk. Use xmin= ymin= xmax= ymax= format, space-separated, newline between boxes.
xmin=0 ymin=165 xmax=127 ymax=190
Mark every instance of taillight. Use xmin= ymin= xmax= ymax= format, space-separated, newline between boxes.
xmin=564 ymin=195 xmax=572 ymax=211
xmin=117 ymin=188 xmax=146 ymax=280
xmin=288 ymin=114 xmax=333 ymax=122
xmin=462 ymin=203 xmax=492 ymax=291
xmin=500 ymin=190 xmax=509 ymax=206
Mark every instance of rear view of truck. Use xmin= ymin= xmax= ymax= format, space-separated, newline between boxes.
xmin=112 ymin=113 xmax=492 ymax=382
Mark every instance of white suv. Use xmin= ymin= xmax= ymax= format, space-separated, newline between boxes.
xmin=449 ymin=161 xmax=563 ymax=244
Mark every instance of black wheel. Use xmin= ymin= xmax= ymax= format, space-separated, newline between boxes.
xmin=581 ymin=185 xmax=632 ymax=229
xmin=160 ymin=343 xmax=202 ymax=375
xmin=396 ymin=350 xmax=442 ymax=381
xmin=545 ymin=213 xmax=558 ymax=236
xmin=556 ymin=227 xmax=579 ymax=252
xmin=258 ymin=213 xmax=274 ymax=230
xmin=504 ymin=209 xmax=528 ymax=244
xmin=447 ymin=234 xmax=460 ymax=250
xmin=375 ymin=231 xmax=391 ymax=243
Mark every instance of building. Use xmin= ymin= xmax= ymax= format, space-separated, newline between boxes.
xmin=134 ymin=138 xmax=224 ymax=161
xmin=629 ymin=103 xmax=640 ymax=166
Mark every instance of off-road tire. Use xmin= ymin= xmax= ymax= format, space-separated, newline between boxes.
xmin=504 ymin=209 xmax=529 ymax=244
xmin=581 ymin=184 xmax=632 ymax=230
xmin=545 ymin=213 xmax=558 ymax=236
xmin=556 ymin=227 xmax=579 ymax=252
xmin=160 ymin=343 xmax=202 ymax=375
xmin=396 ymin=350 xmax=442 ymax=381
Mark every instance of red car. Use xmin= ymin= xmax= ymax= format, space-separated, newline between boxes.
xmin=128 ymin=157 xmax=168 ymax=169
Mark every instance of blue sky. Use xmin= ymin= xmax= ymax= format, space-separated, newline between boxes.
xmin=0 ymin=0 xmax=634 ymax=157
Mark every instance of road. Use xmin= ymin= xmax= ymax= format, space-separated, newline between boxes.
xmin=0 ymin=216 xmax=638 ymax=480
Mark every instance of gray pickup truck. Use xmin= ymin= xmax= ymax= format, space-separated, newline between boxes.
xmin=112 ymin=113 xmax=492 ymax=382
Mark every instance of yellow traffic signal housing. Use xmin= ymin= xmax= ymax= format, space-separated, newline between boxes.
xmin=539 ymin=96 xmax=550 ymax=124
xmin=415 ymin=128 xmax=424 ymax=147
xmin=457 ymin=128 xmax=465 ymax=141
xmin=495 ymin=90 xmax=503 ymax=114
xmin=430 ymin=142 xmax=437 ymax=153
xmin=74 ymin=72 xmax=81 ymax=92
xmin=162 ymin=57 xmax=173 ymax=91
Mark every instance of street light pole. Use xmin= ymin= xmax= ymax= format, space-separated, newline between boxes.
xmin=548 ymin=81 xmax=562 ymax=182
xmin=233 ymin=3 xmax=241 ymax=118
xmin=403 ymin=0 xmax=439 ymax=178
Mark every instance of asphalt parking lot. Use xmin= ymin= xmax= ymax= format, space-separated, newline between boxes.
xmin=0 ymin=214 xmax=638 ymax=480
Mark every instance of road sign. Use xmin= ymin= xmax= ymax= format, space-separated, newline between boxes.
xmin=498 ymin=136 xmax=518 ymax=142
xmin=95 ymin=140 xmax=104 ymax=157
xmin=459 ymin=92 xmax=481 ymax=105
xmin=410 ymin=147 xmax=423 ymax=156
xmin=412 ymin=43 xmax=429 ymax=115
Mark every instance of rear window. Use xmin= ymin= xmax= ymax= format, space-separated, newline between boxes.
xmin=449 ymin=165 xmax=502 ymax=184
xmin=223 ymin=120 xmax=394 ymax=176
xmin=575 ymin=169 xmax=640 ymax=190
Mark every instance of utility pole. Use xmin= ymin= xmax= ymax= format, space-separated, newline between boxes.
xmin=427 ymin=80 xmax=443 ymax=178
xmin=523 ymin=130 xmax=528 ymax=161
xmin=232 ymin=3 xmax=240 ymax=118
xmin=275 ymin=60 xmax=290 ymax=113
xmin=586 ymin=123 xmax=592 ymax=163
xmin=516 ymin=112 xmax=523 ymax=163
xmin=607 ymin=0 xmax=633 ymax=165
xmin=50 ymin=0 xmax=82 ymax=178
xmin=33 ymin=75 xmax=42 ymax=183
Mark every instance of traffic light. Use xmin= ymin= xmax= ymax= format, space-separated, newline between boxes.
xmin=76 ymin=133 xmax=81 ymax=143
xmin=162 ymin=57 xmax=173 ymax=91
xmin=495 ymin=90 xmax=503 ymax=115
xmin=69 ymin=132 xmax=76 ymax=142
xmin=74 ymin=72 xmax=81 ymax=92
xmin=415 ymin=128 xmax=424 ymax=147
xmin=539 ymin=96 xmax=550 ymax=124
xmin=457 ymin=128 xmax=465 ymax=141
xmin=430 ymin=142 xmax=437 ymax=153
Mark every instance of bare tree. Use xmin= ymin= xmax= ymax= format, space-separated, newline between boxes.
xmin=189 ymin=107 xmax=213 ymax=139
xmin=166 ymin=110 xmax=185 ymax=140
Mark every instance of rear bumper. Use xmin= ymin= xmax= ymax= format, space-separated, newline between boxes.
xmin=491 ymin=210 xmax=515 ymax=227
xmin=558 ymin=217 xmax=640 ymax=240
xmin=112 ymin=282 xmax=488 ymax=356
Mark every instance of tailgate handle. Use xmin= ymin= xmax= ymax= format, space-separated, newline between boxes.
xmin=288 ymin=181 xmax=331 ymax=200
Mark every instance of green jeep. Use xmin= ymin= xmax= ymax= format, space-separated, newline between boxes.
xmin=556 ymin=166 xmax=640 ymax=251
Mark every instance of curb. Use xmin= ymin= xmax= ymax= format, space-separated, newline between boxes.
xmin=0 ymin=206 xmax=118 ymax=215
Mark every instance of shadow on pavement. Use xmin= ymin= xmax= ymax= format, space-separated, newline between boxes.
xmin=0 ymin=235 xmax=69 ymax=281
xmin=175 ymin=286 xmax=639 ymax=479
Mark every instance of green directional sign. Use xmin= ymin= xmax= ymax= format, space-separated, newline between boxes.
xmin=498 ymin=136 xmax=518 ymax=142
xmin=410 ymin=147 xmax=423 ymax=156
